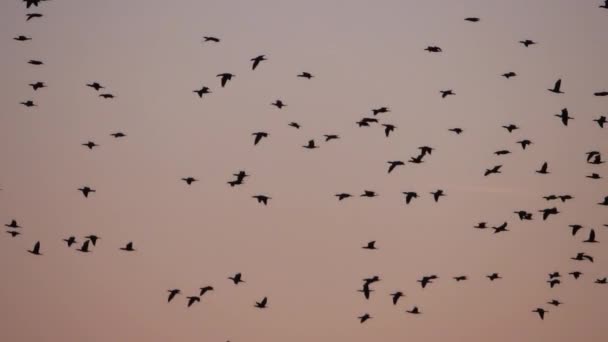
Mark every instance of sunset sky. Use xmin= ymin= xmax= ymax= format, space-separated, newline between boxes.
xmin=1 ymin=0 xmax=607 ymax=341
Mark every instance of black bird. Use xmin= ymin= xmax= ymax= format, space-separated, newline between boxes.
xmin=598 ymin=196 xmax=608 ymax=206
xmin=601 ymin=0 xmax=608 ymax=9
xmin=14 ymin=35 xmax=32 ymax=41
xmin=406 ymin=306 xmax=421 ymax=314
xmin=448 ymin=128 xmax=463 ymax=135
xmin=495 ymin=150 xmax=511 ymax=156
xmin=28 ymin=241 xmax=41 ymax=255
xmin=324 ymin=134 xmax=340 ymax=142
xmin=557 ymin=195 xmax=573 ymax=202
xmin=28 ymin=60 xmax=43 ymax=65
xmin=199 ymin=286 xmax=214 ymax=296
xmin=454 ymin=276 xmax=468 ymax=282
xmin=539 ymin=207 xmax=559 ymax=220
xmin=487 ymin=273 xmax=501 ymax=281
xmin=547 ymin=300 xmax=562 ymax=307
xmin=5 ymin=220 xmax=21 ymax=228
xmin=520 ymin=39 xmax=537 ymax=47
xmin=547 ymin=279 xmax=560 ymax=288
xmin=402 ymin=192 xmax=418 ymax=205
xmin=363 ymin=276 xmax=380 ymax=286
xmin=253 ymin=195 xmax=271 ymax=205
xmin=362 ymin=241 xmax=377 ymax=250
xmin=536 ymin=162 xmax=549 ymax=174
xmin=233 ymin=171 xmax=249 ymax=183
xmin=297 ymin=72 xmax=314 ymax=79
xmin=167 ymin=289 xmax=180 ymax=302
xmin=251 ymin=55 xmax=267 ymax=70
xmin=358 ymin=313 xmax=371 ymax=323
xmin=387 ymin=161 xmax=404 ymax=173
xmin=252 ymin=132 xmax=268 ymax=145
xmin=255 ymin=297 xmax=268 ymax=309
xmin=203 ymin=36 xmax=220 ymax=42
xmin=569 ymin=224 xmax=584 ymax=236
xmin=594 ymin=116 xmax=606 ymax=128
xmin=99 ymin=93 xmax=115 ymax=99
xmin=586 ymin=151 xmax=601 ymax=162
xmin=182 ymin=177 xmax=197 ymax=185
xmin=356 ymin=117 xmax=378 ymax=127
xmin=418 ymin=275 xmax=438 ymax=289
xmin=595 ymin=278 xmax=607 ymax=284
xmin=303 ymin=140 xmax=318 ymax=149
xmin=571 ymin=252 xmax=593 ymax=263
xmin=533 ymin=308 xmax=548 ymax=320
xmin=85 ymin=235 xmax=100 ymax=246
xmin=544 ymin=195 xmax=558 ymax=201
xmin=335 ymin=193 xmax=352 ymax=201
xmin=502 ymin=124 xmax=519 ymax=133
xmin=549 ymin=272 xmax=561 ymax=279
xmin=193 ymin=86 xmax=211 ymax=98
xmin=229 ymin=273 xmax=244 ymax=285
xmin=502 ymin=72 xmax=517 ymax=79
xmin=485 ymin=165 xmax=502 ymax=176
xmin=514 ymin=210 xmax=533 ymax=221
xmin=120 ymin=242 xmax=135 ymax=251
xmin=430 ymin=190 xmax=445 ymax=202
xmin=110 ymin=132 xmax=126 ymax=138
xmin=82 ymin=141 xmax=98 ymax=150
xmin=390 ymin=291 xmax=404 ymax=305
xmin=372 ymin=107 xmax=390 ymax=115
xmin=20 ymin=100 xmax=36 ymax=107
xmin=464 ymin=17 xmax=480 ymax=22
xmin=217 ymin=73 xmax=234 ymax=87
xmin=358 ymin=283 xmax=373 ymax=300
xmin=361 ymin=190 xmax=377 ymax=198
xmin=271 ymin=100 xmax=286 ymax=109
xmin=78 ymin=186 xmax=95 ymax=198
xmin=63 ymin=236 xmax=77 ymax=247
xmin=555 ymin=108 xmax=573 ymax=126
xmin=186 ymin=296 xmax=200 ymax=307
xmin=419 ymin=146 xmax=434 ymax=156
xmin=517 ymin=139 xmax=532 ymax=150
xmin=548 ymin=79 xmax=564 ymax=94
xmin=493 ymin=222 xmax=509 ymax=233
xmin=594 ymin=91 xmax=608 ymax=96
xmin=23 ymin=0 xmax=48 ymax=9
xmin=86 ymin=82 xmax=104 ymax=91
xmin=569 ymin=271 xmax=582 ymax=279
xmin=425 ymin=46 xmax=442 ymax=52
xmin=26 ymin=13 xmax=43 ymax=21
xmin=29 ymin=82 xmax=46 ymax=90
xmin=587 ymin=173 xmax=602 ymax=180
xmin=382 ymin=124 xmax=396 ymax=137
xmin=77 ymin=240 xmax=91 ymax=253
xmin=440 ymin=90 xmax=455 ymax=98
xmin=474 ymin=222 xmax=488 ymax=229
xmin=288 ymin=122 xmax=300 ymax=129
xmin=7 ymin=231 xmax=20 ymax=238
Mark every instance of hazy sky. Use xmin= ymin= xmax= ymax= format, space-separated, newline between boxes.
xmin=1 ymin=0 xmax=607 ymax=341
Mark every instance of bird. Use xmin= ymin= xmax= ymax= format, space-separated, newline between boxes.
xmin=82 ymin=141 xmax=98 ymax=150
xmin=28 ymin=60 xmax=43 ymax=65
xmin=493 ymin=222 xmax=509 ymax=233
xmin=536 ymin=162 xmax=549 ymax=174
xmin=271 ymin=100 xmax=286 ymax=109
xmin=533 ymin=308 xmax=548 ymax=320
xmin=110 ymin=132 xmax=126 ymax=138
xmin=29 ymin=82 xmax=46 ymax=90
xmin=387 ymin=161 xmax=404 ymax=173
xmin=372 ymin=107 xmax=390 ymax=115
xmin=5 ymin=220 xmax=21 ymax=229
xmin=557 ymin=195 xmax=573 ymax=202
xmin=181 ymin=177 xmax=197 ymax=185
xmin=548 ymin=79 xmax=564 ymax=94
xmin=14 ymin=35 xmax=32 ymax=41
xmin=6 ymin=231 xmax=20 ymax=238
xmin=424 ymin=46 xmax=442 ymax=52
xmin=120 ymin=242 xmax=135 ymax=252
xmin=78 ymin=186 xmax=96 ymax=198
xmin=167 ymin=289 xmax=181 ymax=302
xmin=297 ymin=72 xmax=314 ymax=79
xmin=440 ymin=90 xmax=455 ymax=98
xmin=402 ymin=192 xmax=418 ymax=205
xmin=502 ymin=124 xmax=519 ymax=133
xmin=86 ymin=82 xmax=104 ymax=91
xmin=335 ymin=193 xmax=352 ymax=201
xmin=474 ymin=222 xmax=488 ymax=229
xmin=252 ymin=195 xmax=271 ymax=205
xmin=494 ymin=150 xmax=511 ymax=156
xmin=84 ymin=235 xmax=100 ymax=246
xmin=520 ymin=39 xmax=537 ymax=47
xmin=361 ymin=190 xmax=377 ymax=198
xmin=251 ymin=55 xmax=267 ymax=70
xmin=382 ymin=124 xmax=396 ymax=137
xmin=28 ymin=241 xmax=42 ymax=255
xmin=464 ymin=17 xmax=480 ymax=22
xmin=358 ymin=283 xmax=373 ymax=299
xmin=517 ymin=139 xmax=532 ymax=150
xmin=252 ymin=132 xmax=268 ymax=145
xmin=63 ymin=236 xmax=77 ymax=247
xmin=408 ymin=155 xmax=423 ymax=165
xmin=228 ymin=273 xmax=244 ymax=285
xmin=601 ymin=0 xmax=608 ymax=9
xmin=587 ymin=173 xmax=602 ymax=180
xmin=186 ymin=296 xmax=200 ymax=307
xmin=418 ymin=275 xmax=438 ymax=289
xmin=454 ymin=276 xmax=468 ymax=282
xmin=20 ymin=100 xmax=36 ymax=107
xmin=390 ymin=292 xmax=404 ymax=305
xmin=547 ymin=300 xmax=562 ymax=307
xmin=419 ymin=146 xmax=434 ymax=156
xmin=569 ymin=224 xmax=584 ymax=236
xmin=487 ymin=273 xmax=501 ymax=281
xmin=193 ymin=86 xmax=211 ymax=98
xmin=303 ymin=140 xmax=318 ymax=149
xmin=288 ymin=122 xmax=300 ymax=129
xmin=203 ymin=36 xmax=220 ymax=43
xmin=77 ymin=240 xmax=91 ymax=253
xmin=356 ymin=117 xmax=378 ymax=127
xmin=99 ymin=94 xmax=115 ymax=99
xmin=569 ymin=271 xmax=583 ymax=279
xmin=555 ymin=108 xmax=573 ymax=126
xmin=598 ymin=196 xmax=608 ymax=206
xmin=593 ymin=116 xmax=606 ymax=128
xmin=217 ymin=73 xmax=235 ymax=87
xmin=199 ymin=286 xmax=214 ymax=296
xmin=571 ymin=252 xmax=593 ymax=263
xmin=514 ymin=210 xmax=533 ymax=221
xmin=232 ymin=171 xmax=249 ymax=183
xmin=583 ymin=229 xmax=599 ymax=243
xmin=539 ymin=207 xmax=559 ymax=220
xmin=485 ymin=165 xmax=502 ymax=176
xmin=362 ymin=241 xmax=377 ymax=250
xmin=547 ymin=279 xmax=560 ymax=288
xmin=502 ymin=72 xmax=517 ymax=79
xmin=23 ymin=0 xmax=48 ymax=9
xmin=358 ymin=313 xmax=371 ymax=323
xmin=362 ymin=276 xmax=380 ymax=287
xmin=448 ymin=128 xmax=463 ymax=134
xmin=324 ymin=134 xmax=340 ymax=142
xmin=430 ymin=190 xmax=445 ymax=202
xmin=595 ymin=278 xmax=607 ymax=284
xmin=406 ymin=306 xmax=421 ymax=314
xmin=594 ymin=91 xmax=608 ymax=96
xmin=26 ymin=13 xmax=43 ymax=21
xmin=255 ymin=297 xmax=268 ymax=309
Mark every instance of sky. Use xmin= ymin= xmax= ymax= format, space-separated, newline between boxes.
xmin=1 ymin=0 xmax=607 ymax=341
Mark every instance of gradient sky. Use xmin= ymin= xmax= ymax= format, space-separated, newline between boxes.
xmin=1 ymin=0 xmax=607 ymax=341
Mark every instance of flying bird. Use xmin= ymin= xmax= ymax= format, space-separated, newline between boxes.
xmin=78 ymin=186 xmax=96 ymax=198
xmin=255 ymin=297 xmax=268 ymax=309
xmin=20 ymin=100 xmax=36 ymax=107
xmin=539 ymin=207 xmax=559 ymax=220
xmin=29 ymin=82 xmax=46 ymax=90
xmin=533 ymin=308 xmax=548 ymax=320
xmin=536 ymin=162 xmax=549 ymax=174
xmin=217 ymin=73 xmax=235 ymax=87
xmin=252 ymin=132 xmax=268 ymax=145
xmin=167 ymin=289 xmax=180 ymax=302
xmin=182 ymin=177 xmax=197 ymax=185
xmin=517 ymin=139 xmax=532 ymax=150
xmin=520 ymin=39 xmax=537 ymax=47
xmin=569 ymin=271 xmax=583 ymax=279
xmin=23 ymin=0 xmax=48 ymax=9
xmin=387 ymin=161 xmax=405 ymax=173
xmin=502 ymin=124 xmax=519 ymax=133
xmin=372 ymin=107 xmax=390 ymax=115
xmin=593 ymin=116 xmax=606 ymax=128
xmin=271 ymin=100 xmax=286 ymax=109
xmin=251 ymin=55 xmax=267 ymax=70
xmin=485 ymin=165 xmax=502 ymax=176
xmin=199 ymin=286 xmax=214 ymax=296
xmin=493 ymin=222 xmax=509 ymax=233
xmin=390 ymin=292 xmax=404 ymax=305
xmin=6 ymin=231 xmax=20 ymax=238
xmin=335 ymin=193 xmax=352 ymax=201
xmin=402 ymin=192 xmax=418 ymax=205
xmin=358 ymin=313 xmax=371 ymax=323
xmin=228 ymin=273 xmax=244 ymax=285
xmin=5 ymin=220 xmax=21 ymax=228
xmin=28 ymin=60 xmax=43 ymax=65
xmin=440 ymin=90 xmax=455 ymax=98
xmin=85 ymin=235 xmax=100 ymax=246
xmin=430 ymin=190 xmax=446 ymax=202
xmin=252 ymin=195 xmax=271 ymax=205
xmin=571 ymin=252 xmax=593 ymax=263
xmin=26 ymin=13 xmax=43 ymax=21
xmin=186 ymin=296 xmax=200 ymax=307
xmin=487 ymin=273 xmax=501 ymax=281
xmin=502 ymin=72 xmax=517 ymax=79
xmin=382 ymin=124 xmax=396 ymax=137
xmin=547 ymin=300 xmax=562 ymax=307
xmin=302 ymin=140 xmax=318 ymax=149
xmin=110 ymin=132 xmax=126 ymax=138
xmin=598 ymin=196 xmax=608 ymax=206
xmin=424 ymin=46 xmax=442 ymax=52
xmin=454 ymin=276 xmax=468 ymax=282
xmin=297 ymin=72 xmax=314 ymax=79
xmin=362 ymin=241 xmax=377 ymax=250
xmin=555 ymin=108 xmax=573 ymax=126
xmin=361 ymin=190 xmax=377 ymax=198
xmin=77 ymin=240 xmax=91 ymax=253
xmin=548 ymin=79 xmax=564 ymax=94
xmin=63 ymin=236 xmax=77 ymax=247
xmin=14 ymin=35 xmax=32 ymax=41
xmin=99 ymin=94 xmax=115 ymax=99
xmin=464 ymin=17 xmax=480 ymax=22
xmin=406 ymin=306 xmax=421 ymax=314
xmin=193 ymin=86 xmax=211 ymax=98
xmin=288 ymin=122 xmax=300 ymax=129
xmin=120 ymin=242 xmax=135 ymax=252
xmin=569 ymin=224 xmax=584 ymax=236
xmin=203 ymin=36 xmax=220 ymax=42
xmin=448 ymin=128 xmax=463 ymax=135
xmin=28 ymin=241 xmax=42 ymax=255
xmin=324 ymin=134 xmax=340 ymax=142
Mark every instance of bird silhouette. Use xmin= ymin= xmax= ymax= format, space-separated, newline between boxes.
xmin=182 ymin=177 xmax=197 ymax=185
xmin=251 ymin=55 xmax=267 ymax=70
xmin=502 ymin=72 xmax=517 ymax=79
xmin=431 ymin=190 xmax=446 ymax=202
xmin=63 ymin=236 xmax=77 ymax=247
xmin=23 ymin=0 xmax=48 ymax=9
xmin=406 ymin=306 xmax=421 ymax=314
xmin=120 ymin=242 xmax=135 ymax=251
xmin=382 ymin=124 xmax=396 ymax=137
xmin=14 ymin=35 xmax=32 ymax=41
xmin=514 ymin=210 xmax=533 ymax=220
xmin=228 ymin=273 xmax=244 ymax=285
xmin=26 ymin=13 xmax=43 ymax=21
xmin=409 ymin=154 xmax=424 ymax=164
xmin=110 ymin=132 xmax=126 ymax=138
xmin=419 ymin=146 xmax=434 ymax=156
xmin=324 ymin=134 xmax=340 ymax=142
xmin=167 ymin=289 xmax=180 ymax=302
xmin=465 ymin=17 xmax=480 ymax=22
xmin=390 ymin=291 xmax=404 ymax=305
xmin=601 ymin=0 xmax=608 ymax=9
xmin=548 ymin=79 xmax=564 ymax=94
xmin=186 ymin=296 xmax=200 ymax=307
xmin=517 ymin=139 xmax=532 ymax=150
xmin=358 ymin=313 xmax=371 ymax=323
xmin=28 ymin=241 xmax=42 ymax=255
xmin=303 ymin=140 xmax=318 ymax=149
xmin=425 ymin=46 xmax=442 ymax=52
xmin=594 ymin=90 xmax=608 ymax=96
xmin=28 ymin=60 xmax=43 ymax=65
xmin=532 ymin=308 xmax=547 ymax=320
xmin=539 ymin=207 xmax=559 ymax=220
xmin=6 ymin=231 xmax=20 ymax=238
xmin=598 ymin=196 xmax=608 ymax=206
xmin=358 ymin=283 xmax=373 ymax=300
xmin=20 ymin=100 xmax=36 ymax=107
xmin=474 ymin=222 xmax=488 ymax=229
xmin=29 ymin=81 xmax=46 ymax=90
xmin=448 ymin=128 xmax=463 ymax=135
xmin=403 ymin=191 xmax=418 ymax=205
xmin=78 ymin=186 xmax=95 ymax=198
xmin=297 ymin=72 xmax=314 ymax=79
xmin=217 ymin=73 xmax=235 ymax=87
xmin=485 ymin=165 xmax=502 ymax=176
xmin=255 ymin=297 xmax=268 ymax=308
xmin=555 ymin=108 xmax=573 ymax=126
xmin=494 ymin=150 xmax=511 ymax=156
xmin=85 ymin=235 xmax=100 ymax=246
xmin=99 ymin=93 xmax=115 ymax=99
xmin=363 ymin=276 xmax=380 ymax=286
xmin=418 ymin=275 xmax=438 ymax=289
xmin=5 ymin=220 xmax=21 ymax=228
xmin=547 ymin=299 xmax=562 ymax=307
xmin=253 ymin=195 xmax=271 ymax=205
xmin=372 ymin=107 xmax=390 ymax=116
xmin=520 ymin=39 xmax=537 ymax=47
xmin=203 ymin=36 xmax=220 ymax=43
xmin=335 ymin=193 xmax=352 ymax=201
xmin=595 ymin=278 xmax=607 ymax=284
xmin=587 ymin=173 xmax=602 ymax=180
xmin=362 ymin=241 xmax=377 ymax=250
xmin=193 ymin=86 xmax=211 ymax=98
xmin=569 ymin=271 xmax=583 ymax=279
xmin=86 ymin=82 xmax=104 ymax=91
xmin=502 ymin=124 xmax=519 ymax=133
xmin=288 ymin=122 xmax=300 ymax=129
xmin=271 ymin=100 xmax=286 ymax=109
xmin=493 ymin=222 xmax=509 ymax=233
xmin=252 ymin=132 xmax=268 ymax=145
xmin=356 ymin=117 xmax=378 ymax=127
xmin=387 ymin=161 xmax=404 ymax=173
xmin=593 ymin=116 xmax=606 ymax=128
xmin=361 ymin=190 xmax=377 ymax=198
xmin=454 ymin=276 xmax=468 ymax=281
xmin=77 ymin=240 xmax=91 ymax=253
xmin=571 ymin=252 xmax=593 ymax=263
xmin=199 ymin=286 xmax=214 ymax=296
xmin=440 ymin=90 xmax=455 ymax=98
xmin=536 ymin=162 xmax=549 ymax=174
xmin=82 ymin=141 xmax=98 ymax=150
xmin=487 ymin=273 xmax=501 ymax=281
xmin=569 ymin=224 xmax=584 ymax=236
xmin=547 ymin=279 xmax=560 ymax=288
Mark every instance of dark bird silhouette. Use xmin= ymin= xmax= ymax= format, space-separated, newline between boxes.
xmin=28 ymin=60 xmax=43 ymax=65
xmin=229 ymin=273 xmax=244 ymax=285
xmin=495 ymin=150 xmax=511 ymax=156
xmin=324 ymin=134 xmax=340 ymax=142
xmin=594 ymin=116 xmax=606 ymax=128
xmin=182 ymin=177 xmax=197 ymax=185
xmin=253 ymin=195 xmax=271 ymax=205
xmin=454 ymin=276 xmax=468 ymax=282
xmin=335 ymin=193 xmax=352 ymax=201
xmin=255 ymin=297 xmax=268 ymax=309
xmin=419 ymin=146 xmax=434 ymax=156
xmin=517 ymin=139 xmax=532 ymax=150
xmin=474 ymin=222 xmax=488 ymax=229
xmin=533 ymin=308 xmax=548 ymax=320
xmin=217 ymin=73 xmax=235 ymax=87
xmin=548 ymin=79 xmax=564 ymax=94
xmin=199 ymin=286 xmax=214 ymax=296
xmin=28 ymin=241 xmax=41 ymax=255
xmin=29 ymin=82 xmax=46 ymax=90
xmin=167 ymin=289 xmax=180 ymax=302
xmin=77 ymin=240 xmax=91 ymax=253
xmin=440 ymin=90 xmax=455 ymax=98
xmin=203 ymin=36 xmax=220 ymax=43
xmin=586 ymin=151 xmax=601 ymax=162
xmin=85 ymin=235 xmax=100 ymax=246
xmin=485 ymin=165 xmax=502 ymax=176
xmin=363 ymin=276 xmax=380 ymax=286
xmin=403 ymin=191 xmax=418 ymax=205
xmin=271 ymin=100 xmax=286 ymax=109
xmin=26 ymin=13 xmax=43 ymax=21
xmin=303 ymin=140 xmax=318 ymax=149
xmin=233 ymin=171 xmax=249 ymax=183
xmin=547 ymin=300 xmax=562 ymax=307
xmin=594 ymin=91 xmax=608 ymax=96
xmin=110 ymin=132 xmax=126 ymax=138
xmin=487 ymin=273 xmax=501 ymax=281
xmin=63 ymin=236 xmax=77 ymax=247
xmin=539 ymin=207 xmax=559 ymax=220
xmin=598 ymin=196 xmax=608 ymax=206
xmin=431 ymin=190 xmax=445 ymax=202
xmin=252 ymin=132 xmax=268 ymax=145
xmin=547 ymin=279 xmax=560 ymax=288
xmin=555 ymin=108 xmax=573 ymax=126
xmin=502 ymin=72 xmax=517 ymax=79
xmin=358 ymin=313 xmax=371 ymax=323
xmin=557 ymin=195 xmax=573 ymax=202
xmin=356 ymin=117 xmax=378 ymax=127
xmin=493 ymin=222 xmax=509 ymax=233
xmin=536 ymin=162 xmax=549 ymax=174
xmin=362 ymin=241 xmax=377 ymax=250
xmin=361 ymin=190 xmax=377 ymax=198
xmin=569 ymin=271 xmax=582 ymax=279
xmin=425 ymin=46 xmax=442 ymax=52
xmin=418 ymin=275 xmax=438 ymax=289
xmin=502 ymin=124 xmax=519 ymax=133
xmin=358 ymin=283 xmax=373 ymax=300
xmin=448 ymin=128 xmax=463 ymax=135
xmin=251 ymin=55 xmax=267 ymax=70
xmin=86 ymin=82 xmax=104 ymax=91
xmin=120 ymin=242 xmax=135 ymax=252
xmin=569 ymin=224 xmax=584 ymax=236
xmin=520 ymin=39 xmax=537 ymax=47
xmin=464 ymin=17 xmax=480 ymax=22
xmin=193 ymin=86 xmax=211 ymax=98
xmin=288 ymin=122 xmax=300 ymax=129
xmin=7 ymin=231 xmax=20 ymax=238
xmin=587 ymin=173 xmax=602 ymax=180
xmin=571 ymin=252 xmax=593 ymax=263
xmin=99 ymin=93 xmax=115 ymax=99
xmin=387 ymin=161 xmax=404 ymax=173
xmin=23 ymin=0 xmax=48 ymax=9
xmin=372 ymin=107 xmax=390 ymax=116
xmin=20 ymin=100 xmax=36 ymax=107
xmin=406 ymin=306 xmax=421 ymax=314
xmin=14 ymin=35 xmax=32 ymax=41
xmin=5 ymin=220 xmax=21 ymax=228
xmin=382 ymin=124 xmax=396 ymax=137
xmin=595 ymin=278 xmax=607 ymax=284
xmin=514 ymin=210 xmax=533 ymax=221
xmin=186 ymin=296 xmax=200 ymax=307
xmin=78 ymin=186 xmax=95 ymax=198
xmin=297 ymin=72 xmax=314 ymax=79
xmin=390 ymin=292 xmax=404 ymax=305
xmin=549 ymin=272 xmax=561 ymax=279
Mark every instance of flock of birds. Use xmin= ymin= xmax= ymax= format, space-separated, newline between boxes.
xmin=4 ymin=0 xmax=608 ymax=334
